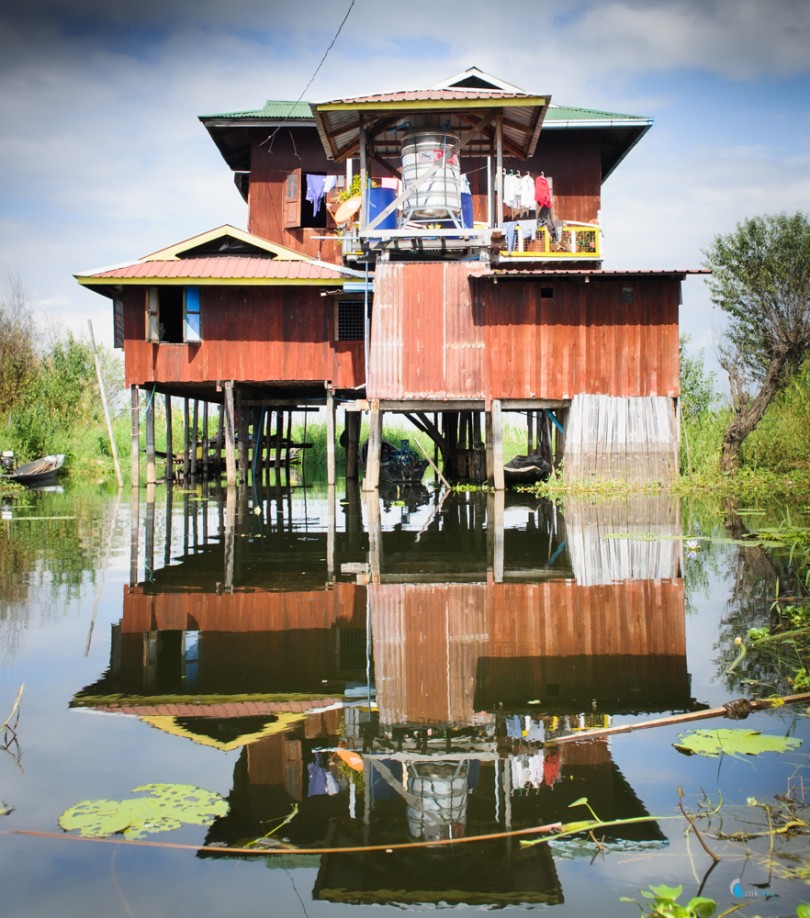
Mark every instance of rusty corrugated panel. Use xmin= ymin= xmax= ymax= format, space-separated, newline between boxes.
xmin=368 ymin=262 xmax=404 ymax=398
xmin=322 ymin=89 xmax=530 ymax=105
xmin=483 ymin=276 xmax=679 ymax=399
xmin=370 ymin=582 xmax=491 ymax=727
xmin=368 ymin=262 xmax=488 ymax=401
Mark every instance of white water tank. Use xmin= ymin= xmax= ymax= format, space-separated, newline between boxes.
xmin=401 ymin=131 xmax=462 ymax=221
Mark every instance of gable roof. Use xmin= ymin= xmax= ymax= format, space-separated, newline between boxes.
xmin=200 ymin=69 xmax=651 ymax=179
xmin=76 ymin=225 xmax=364 ymax=293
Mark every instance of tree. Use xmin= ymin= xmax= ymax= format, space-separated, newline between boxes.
xmin=679 ymin=335 xmax=717 ymax=420
xmin=703 ymin=212 xmax=810 ymax=473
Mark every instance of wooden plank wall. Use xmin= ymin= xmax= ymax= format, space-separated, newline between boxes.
xmin=121 ymin=582 xmax=364 ymax=633
xmin=564 ymin=495 xmax=682 ymax=585
xmin=122 ymin=287 xmax=364 ymax=389
xmin=563 ymin=395 xmax=679 ymax=484
xmin=247 ymin=128 xmax=342 ymax=263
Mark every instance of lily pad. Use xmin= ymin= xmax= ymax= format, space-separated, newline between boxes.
xmin=674 ymin=728 xmax=802 ymax=758
xmin=59 ymin=783 xmax=228 ymax=839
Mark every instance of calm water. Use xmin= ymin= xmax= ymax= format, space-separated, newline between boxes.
xmin=0 ymin=481 xmax=807 ymax=917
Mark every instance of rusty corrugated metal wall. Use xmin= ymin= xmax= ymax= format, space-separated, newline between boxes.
xmin=368 ymin=265 xmax=680 ymax=401
xmin=370 ymin=578 xmax=685 ymax=727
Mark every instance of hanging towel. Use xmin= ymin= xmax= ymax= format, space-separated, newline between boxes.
xmin=534 ymin=175 xmax=552 ymax=208
xmin=306 ymin=174 xmax=337 ymax=216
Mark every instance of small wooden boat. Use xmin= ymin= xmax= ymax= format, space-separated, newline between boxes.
xmin=2 ymin=454 xmax=65 ymax=487
xmin=503 ymin=453 xmax=552 ymax=486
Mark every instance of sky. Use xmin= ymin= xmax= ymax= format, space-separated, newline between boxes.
xmin=2 ymin=0 xmax=809 ymax=378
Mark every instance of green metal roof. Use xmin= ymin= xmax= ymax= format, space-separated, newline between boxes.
xmin=544 ymin=103 xmax=652 ymax=125
xmin=202 ymin=99 xmax=649 ymax=125
xmin=200 ymin=100 xmax=313 ymax=121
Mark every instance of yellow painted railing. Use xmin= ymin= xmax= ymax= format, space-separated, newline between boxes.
xmin=499 ymin=223 xmax=601 ymax=259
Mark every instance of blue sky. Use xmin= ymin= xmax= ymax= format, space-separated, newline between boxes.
xmin=1 ymin=0 xmax=809 ymax=378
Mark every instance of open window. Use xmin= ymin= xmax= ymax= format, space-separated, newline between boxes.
xmin=146 ymin=286 xmax=202 ymax=343
xmin=283 ymin=167 xmax=332 ymax=230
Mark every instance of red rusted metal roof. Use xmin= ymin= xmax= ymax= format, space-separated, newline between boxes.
xmin=313 ymin=86 xmax=550 ymax=162
xmin=89 ymin=698 xmax=341 ymax=717
xmin=322 ymin=88 xmax=529 ymax=105
xmin=78 ymin=255 xmax=353 ymax=285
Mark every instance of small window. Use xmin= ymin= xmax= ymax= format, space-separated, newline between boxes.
xmin=622 ymin=286 xmax=635 ymax=304
xmin=336 ymin=300 xmax=365 ymax=341
xmin=540 ymin=287 xmax=554 ymax=299
xmin=283 ymin=167 xmax=331 ymax=229
xmin=146 ymin=286 xmax=202 ymax=344
xmin=184 ymin=286 xmax=201 ymax=343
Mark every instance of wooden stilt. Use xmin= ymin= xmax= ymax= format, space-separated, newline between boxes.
xmin=527 ymin=411 xmax=534 ymax=454
xmin=145 ymin=390 xmax=156 ymax=486
xmin=285 ymin=409 xmax=293 ymax=469
xmin=223 ymin=382 xmax=236 ymax=488
xmin=345 ymin=410 xmax=360 ymax=480
xmin=365 ymin=490 xmax=382 ymax=582
xmin=487 ymin=490 xmax=505 ymax=582
xmin=164 ymin=395 xmax=173 ymax=482
xmin=326 ymin=386 xmax=336 ymax=487
xmin=182 ymin=398 xmax=190 ymax=484
xmin=363 ymin=399 xmax=382 ymax=491
xmin=144 ymin=485 xmax=155 ymax=577
xmin=201 ymin=401 xmax=209 ymax=479
xmin=216 ymin=404 xmax=225 ymax=478
xmin=190 ymin=399 xmax=199 ymax=481
xmin=236 ymin=390 xmax=248 ymax=485
xmin=129 ymin=484 xmax=139 ymax=585
xmin=224 ymin=486 xmax=235 ymax=591
xmin=486 ymin=400 xmax=505 ymax=490
xmin=130 ymin=386 xmax=140 ymax=490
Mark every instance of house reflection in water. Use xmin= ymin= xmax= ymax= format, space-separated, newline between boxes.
xmin=73 ymin=485 xmax=694 ymax=907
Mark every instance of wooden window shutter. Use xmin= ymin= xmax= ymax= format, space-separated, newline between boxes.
xmin=146 ymin=288 xmax=159 ymax=342
xmin=113 ymin=298 xmax=124 ymax=348
xmin=184 ymin=286 xmax=201 ymax=343
xmin=283 ymin=167 xmax=302 ymax=229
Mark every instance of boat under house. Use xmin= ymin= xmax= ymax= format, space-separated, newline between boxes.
xmin=77 ymin=66 xmax=699 ymax=489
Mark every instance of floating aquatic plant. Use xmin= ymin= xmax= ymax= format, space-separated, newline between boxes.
xmin=673 ymin=728 xmax=802 ymax=758
xmin=58 ymin=783 xmax=228 ymax=839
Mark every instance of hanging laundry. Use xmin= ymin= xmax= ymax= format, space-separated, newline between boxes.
xmin=534 ymin=174 xmax=553 ymax=209
xmin=306 ymin=174 xmax=337 ymax=217
xmin=519 ymin=173 xmax=536 ymax=210
xmin=307 ymin=752 xmax=329 ymax=796
xmin=502 ymin=172 xmax=521 ymax=210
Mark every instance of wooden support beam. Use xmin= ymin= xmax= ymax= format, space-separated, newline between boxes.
xmin=486 ymin=399 xmax=505 ymax=490
xmin=326 ymin=385 xmax=336 ymax=487
xmin=145 ymin=390 xmax=156 ymax=486
xmin=182 ymin=398 xmax=190 ymax=484
xmin=223 ymin=382 xmax=236 ymax=488
xmin=201 ymin=401 xmax=209 ymax=479
xmin=130 ymin=386 xmax=140 ymax=490
xmin=164 ymin=395 xmax=173 ymax=482
xmin=363 ymin=399 xmax=382 ymax=492
xmin=236 ymin=391 xmax=249 ymax=485
xmin=190 ymin=399 xmax=199 ymax=481
xmin=345 ymin=409 xmax=361 ymax=480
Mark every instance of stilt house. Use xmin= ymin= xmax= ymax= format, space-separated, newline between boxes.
xmin=77 ymin=66 xmax=696 ymax=487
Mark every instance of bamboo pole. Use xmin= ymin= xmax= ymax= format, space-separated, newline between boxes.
xmin=548 ymin=692 xmax=810 ymax=746
xmin=413 ymin=436 xmax=451 ymax=490
xmin=164 ymin=394 xmax=173 ymax=482
xmin=87 ymin=320 xmax=123 ymax=488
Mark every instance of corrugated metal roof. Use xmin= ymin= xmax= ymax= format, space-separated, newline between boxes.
xmin=78 ymin=255 xmax=352 ymax=284
xmin=545 ymin=103 xmax=652 ymax=125
xmin=200 ymin=100 xmax=313 ymax=121
xmin=485 ymin=267 xmax=708 ymax=278
xmin=320 ymin=87 xmax=529 ymax=106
